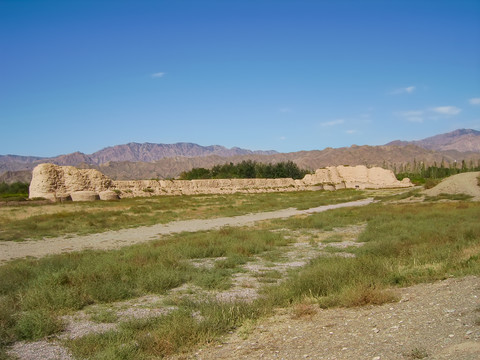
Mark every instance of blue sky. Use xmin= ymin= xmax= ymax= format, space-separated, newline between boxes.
xmin=1 ymin=0 xmax=479 ymax=157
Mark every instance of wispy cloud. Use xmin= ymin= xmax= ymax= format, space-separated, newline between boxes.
xmin=151 ymin=72 xmax=165 ymax=78
xmin=397 ymin=105 xmax=462 ymax=123
xmin=321 ymin=119 xmax=344 ymax=127
xmin=391 ymin=86 xmax=416 ymax=95
xmin=279 ymin=136 xmax=287 ymax=141
xmin=397 ymin=110 xmax=424 ymax=123
xmin=469 ymin=98 xmax=480 ymax=105
xmin=345 ymin=129 xmax=357 ymax=134
xmin=431 ymin=106 xmax=461 ymax=115
xmin=279 ymin=107 xmax=292 ymax=113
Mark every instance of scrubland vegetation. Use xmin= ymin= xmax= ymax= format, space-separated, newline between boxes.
xmin=0 ymin=190 xmax=365 ymax=242
xmin=1 ymin=188 xmax=479 ymax=359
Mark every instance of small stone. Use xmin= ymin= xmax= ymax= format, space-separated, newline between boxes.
xmin=448 ymin=334 xmax=454 ymax=338
xmin=466 ymin=330 xmax=473 ymax=335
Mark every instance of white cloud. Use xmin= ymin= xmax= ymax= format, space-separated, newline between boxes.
xmin=279 ymin=107 xmax=292 ymax=113
xmin=397 ymin=105 xmax=462 ymax=123
xmin=469 ymin=98 xmax=480 ymax=105
xmin=321 ymin=119 xmax=344 ymax=127
xmin=432 ymin=106 xmax=461 ymax=115
xmin=391 ymin=86 xmax=416 ymax=95
xmin=345 ymin=129 xmax=357 ymax=134
xmin=151 ymin=72 xmax=165 ymax=78
xmin=405 ymin=86 xmax=416 ymax=93
xmin=397 ymin=110 xmax=424 ymax=123
xmin=279 ymin=136 xmax=287 ymax=141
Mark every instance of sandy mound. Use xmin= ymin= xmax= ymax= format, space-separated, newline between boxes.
xmin=423 ymin=171 xmax=480 ymax=200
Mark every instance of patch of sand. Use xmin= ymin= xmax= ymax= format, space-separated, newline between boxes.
xmin=423 ymin=171 xmax=480 ymax=200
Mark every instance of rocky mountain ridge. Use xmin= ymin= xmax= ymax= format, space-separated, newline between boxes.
xmin=386 ymin=128 xmax=480 ymax=152
xmin=2 ymin=129 xmax=480 ymax=182
xmin=0 ymin=143 xmax=277 ymax=173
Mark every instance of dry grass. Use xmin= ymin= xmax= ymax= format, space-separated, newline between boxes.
xmin=1 ymin=195 xmax=480 ymax=359
xmin=0 ymin=190 xmax=367 ymax=241
xmin=291 ymin=303 xmax=317 ymax=319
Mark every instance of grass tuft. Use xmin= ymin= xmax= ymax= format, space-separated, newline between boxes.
xmin=14 ymin=309 xmax=64 ymax=340
xmin=291 ymin=303 xmax=317 ymax=319
xmin=1 ymin=198 xmax=479 ymax=357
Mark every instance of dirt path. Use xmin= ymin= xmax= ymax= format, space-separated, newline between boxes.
xmin=174 ymin=276 xmax=480 ymax=360
xmin=0 ymin=198 xmax=374 ymax=264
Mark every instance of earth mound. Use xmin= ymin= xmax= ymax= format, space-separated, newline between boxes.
xmin=29 ymin=163 xmax=412 ymax=201
xmin=423 ymin=171 xmax=480 ymax=200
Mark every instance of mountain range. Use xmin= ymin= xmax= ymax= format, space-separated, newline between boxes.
xmin=386 ymin=129 xmax=480 ymax=152
xmin=0 ymin=143 xmax=277 ymax=173
xmin=1 ymin=129 xmax=480 ymax=183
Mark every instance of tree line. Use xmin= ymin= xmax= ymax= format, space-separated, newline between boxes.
xmin=0 ymin=182 xmax=29 ymax=196
xmin=179 ymin=160 xmax=311 ymax=180
xmin=394 ymin=159 xmax=480 ymax=184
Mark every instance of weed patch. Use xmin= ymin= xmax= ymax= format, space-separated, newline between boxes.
xmin=424 ymin=193 xmax=473 ymax=201
xmin=0 ymin=190 xmax=367 ymax=241
xmin=1 ymin=200 xmax=479 ymax=358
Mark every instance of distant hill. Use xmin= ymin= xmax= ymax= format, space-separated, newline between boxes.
xmin=2 ymin=131 xmax=480 ymax=183
xmin=86 ymin=144 xmax=480 ymax=180
xmin=387 ymin=129 xmax=480 ymax=153
xmin=0 ymin=143 xmax=277 ymax=174
xmin=89 ymin=142 xmax=277 ymax=164
xmin=0 ymin=170 xmax=32 ymax=184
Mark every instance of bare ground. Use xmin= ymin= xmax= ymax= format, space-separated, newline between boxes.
xmin=9 ymin=276 xmax=480 ymax=360
xmin=171 ymin=276 xmax=480 ymax=360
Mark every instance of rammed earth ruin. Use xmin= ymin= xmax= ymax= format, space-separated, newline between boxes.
xmin=29 ymin=163 xmax=413 ymax=201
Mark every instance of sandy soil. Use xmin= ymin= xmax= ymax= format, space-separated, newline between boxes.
xmin=172 ymin=276 xmax=480 ymax=360
xmin=423 ymin=171 xmax=480 ymax=200
xmin=0 ymin=198 xmax=374 ymax=264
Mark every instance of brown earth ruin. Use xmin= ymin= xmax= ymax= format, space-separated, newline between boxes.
xmin=29 ymin=163 xmax=413 ymax=201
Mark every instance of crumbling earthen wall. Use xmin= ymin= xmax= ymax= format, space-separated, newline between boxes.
xmin=29 ymin=163 xmax=412 ymax=201
xmin=29 ymin=164 xmax=112 ymax=201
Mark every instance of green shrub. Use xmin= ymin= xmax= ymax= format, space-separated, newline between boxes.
xmin=14 ymin=309 xmax=64 ymax=340
xmin=0 ymin=182 xmax=29 ymax=195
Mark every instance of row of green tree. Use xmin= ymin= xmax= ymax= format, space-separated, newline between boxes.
xmin=179 ymin=160 xmax=311 ymax=180
xmin=0 ymin=182 xmax=29 ymax=199
xmin=394 ymin=159 xmax=480 ymax=184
